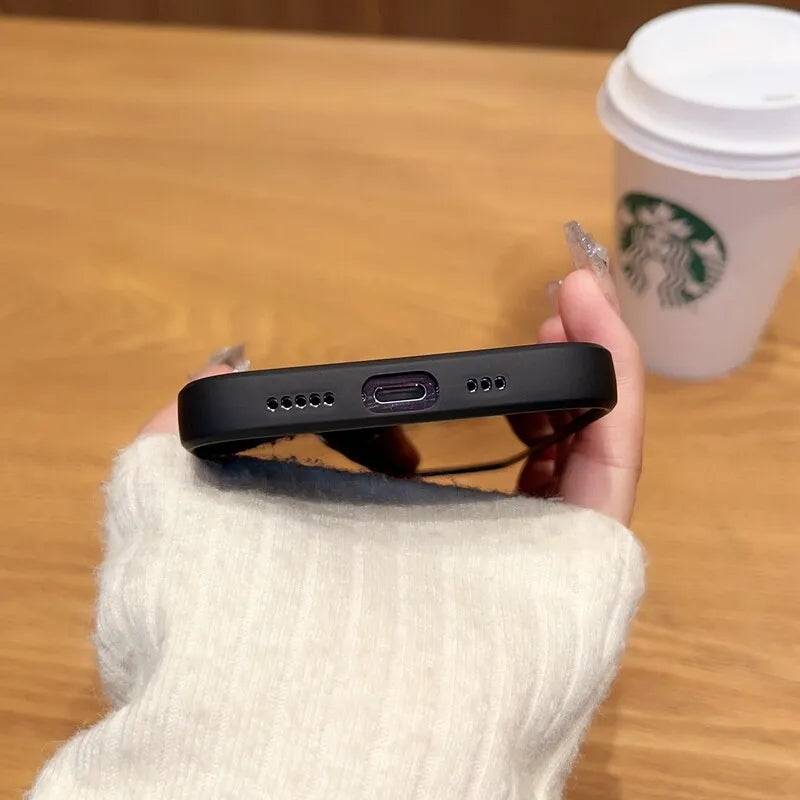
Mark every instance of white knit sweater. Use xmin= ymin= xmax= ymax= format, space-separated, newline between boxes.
xmin=29 ymin=434 xmax=644 ymax=799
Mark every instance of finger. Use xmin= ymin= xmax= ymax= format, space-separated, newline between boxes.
xmin=537 ymin=314 xmax=566 ymax=344
xmin=556 ymin=268 xmax=644 ymax=524
xmin=548 ymin=411 xmax=576 ymax=481
xmin=139 ymin=363 xmax=234 ymax=436
xmin=512 ymin=409 xmax=574 ymax=495
xmin=508 ymin=412 xmax=556 ymax=457
xmin=517 ymin=456 xmax=558 ymax=498
xmin=320 ymin=426 xmax=420 ymax=477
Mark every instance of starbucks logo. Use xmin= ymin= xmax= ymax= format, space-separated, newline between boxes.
xmin=617 ymin=193 xmax=727 ymax=308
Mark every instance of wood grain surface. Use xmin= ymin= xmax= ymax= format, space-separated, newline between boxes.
xmin=0 ymin=17 xmax=798 ymax=799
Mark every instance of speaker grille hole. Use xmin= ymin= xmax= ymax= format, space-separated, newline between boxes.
xmin=267 ymin=392 xmax=332 ymax=412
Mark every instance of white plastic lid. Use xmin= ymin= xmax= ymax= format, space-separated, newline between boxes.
xmin=598 ymin=4 xmax=800 ymax=179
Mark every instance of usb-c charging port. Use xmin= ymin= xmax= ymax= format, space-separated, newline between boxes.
xmin=363 ymin=372 xmax=438 ymax=413
xmin=374 ymin=383 xmax=427 ymax=404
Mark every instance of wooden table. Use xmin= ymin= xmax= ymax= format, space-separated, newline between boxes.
xmin=1 ymin=17 xmax=798 ymax=800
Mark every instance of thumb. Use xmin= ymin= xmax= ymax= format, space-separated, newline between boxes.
xmin=557 ymin=268 xmax=645 ymax=524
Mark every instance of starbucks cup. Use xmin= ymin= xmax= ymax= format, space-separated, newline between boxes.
xmin=598 ymin=4 xmax=800 ymax=379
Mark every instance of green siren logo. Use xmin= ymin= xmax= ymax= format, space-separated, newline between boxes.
xmin=618 ymin=193 xmax=727 ymax=308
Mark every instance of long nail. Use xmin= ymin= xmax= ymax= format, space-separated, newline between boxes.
xmin=563 ymin=220 xmax=620 ymax=312
xmin=188 ymin=344 xmax=250 ymax=380
xmin=564 ymin=220 xmax=609 ymax=276
xmin=545 ymin=279 xmax=563 ymax=313
xmin=205 ymin=343 xmax=250 ymax=372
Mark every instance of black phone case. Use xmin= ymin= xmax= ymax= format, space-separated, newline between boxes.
xmin=178 ymin=343 xmax=617 ymax=458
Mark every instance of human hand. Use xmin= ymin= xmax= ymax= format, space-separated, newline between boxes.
xmin=141 ymin=222 xmax=644 ymax=526
xmin=512 ymin=228 xmax=644 ymax=525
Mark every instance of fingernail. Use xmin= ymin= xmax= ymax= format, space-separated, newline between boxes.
xmin=188 ymin=344 xmax=250 ymax=380
xmin=563 ymin=220 xmax=620 ymax=312
xmin=205 ymin=343 xmax=250 ymax=372
xmin=563 ymin=220 xmax=609 ymax=277
xmin=545 ymin=279 xmax=563 ymax=313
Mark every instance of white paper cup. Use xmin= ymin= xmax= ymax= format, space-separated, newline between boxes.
xmin=598 ymin=4 xmax=800 ymax=379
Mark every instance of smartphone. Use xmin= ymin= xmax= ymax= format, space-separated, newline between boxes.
xmin=178 ymin=343 xmax=616 ymax=471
